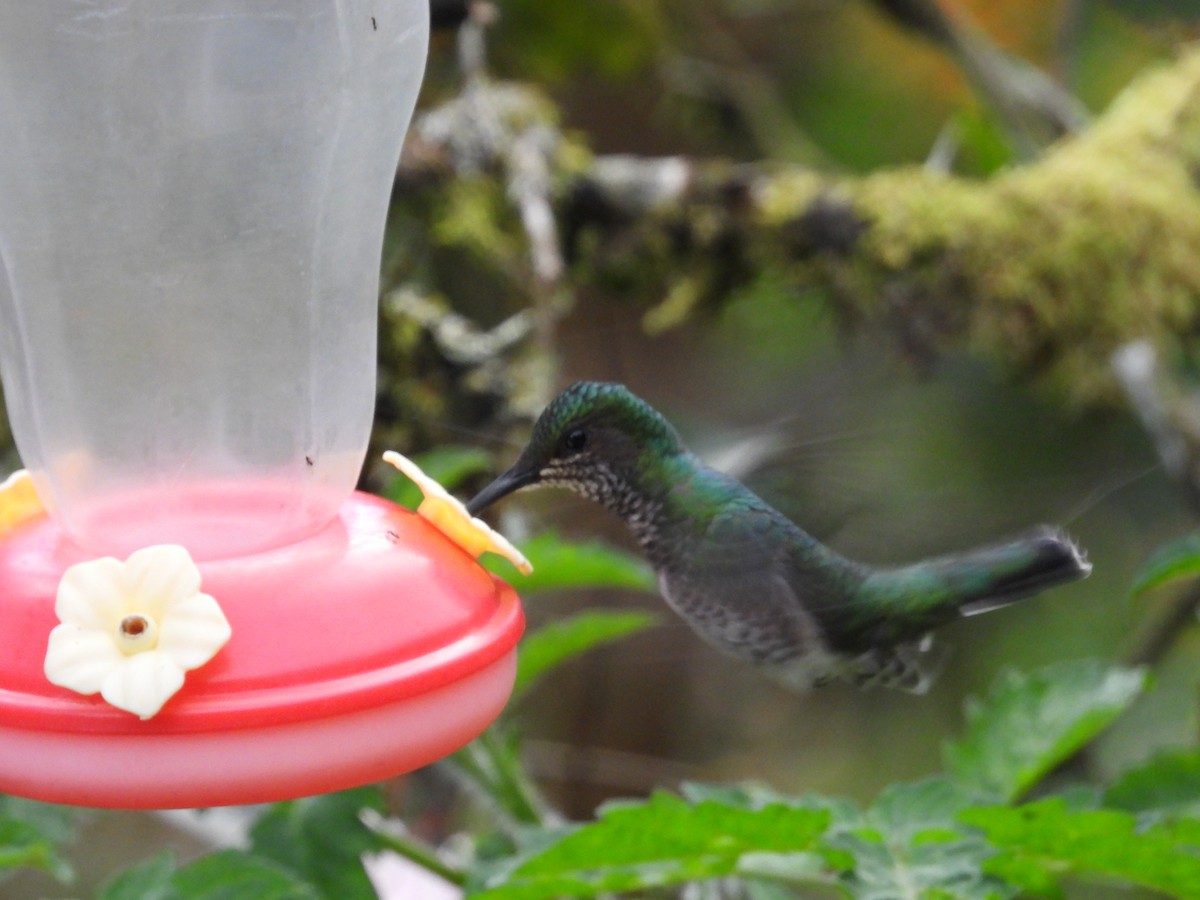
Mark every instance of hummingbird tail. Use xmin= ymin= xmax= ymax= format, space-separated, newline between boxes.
xmin=819 ymin=528 xmax=1089 ymax=693
xmin=938 ymin=526 xmax=1091 ymax=616
xmin=858 ymin=526 xmax=1091 ymax=628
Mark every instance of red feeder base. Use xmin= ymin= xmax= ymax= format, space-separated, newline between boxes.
xmin=0 ymin=491 xmax=524 ymax=808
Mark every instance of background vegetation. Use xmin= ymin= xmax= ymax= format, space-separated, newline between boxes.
xmin=5 ymin=0 xmax=1200 ymax=897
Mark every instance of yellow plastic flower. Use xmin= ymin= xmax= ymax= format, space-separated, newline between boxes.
xmin=44 ymin=545 xmax=232 ymax=719
xmin=0 ymin=469 xmax=45 ymax=534
xmin=382 ymin=450 xmax=532 ymax=575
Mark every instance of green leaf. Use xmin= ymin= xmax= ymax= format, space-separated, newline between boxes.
xmin=943 ymin=660 xmax=1146 ymax=802
xmin=474 ymin=791 xmax=832 ymax=899
xmin=950 ymin=107 xmax=1016 ymax=176
xmin=977 ymin=852 xmax=1064 ymax=900
xmin=512 ymin=610 xmax=659 ymax=703
xmin=681 ymin=781 xmax=863 ymax=831
xmin=866 ymin=778 xmax=977 ymax=840
xmin=832 ymin=778 xmax=1015 ymax=900
xmin=0 ymin=796 xmax=81 ymax=844
xmin=484 ymin=531 xmax=656 ymax=594
xmin=1132 ymin=532 xmax=1200 ymax=596
xmin=0 ymin=796 xmax=78 ymax=883
xmin=744 ymin=881 xmax=814 ymax=900
xmin=382 ymin=446 xmax=493 ymax=509
xmin=0 ymin=814 xmax=73 ymax=882
xmin=105 ymin=851 xmax=317 ymax=900
xmin=173 ymin=851 xmax=321 ymax=900
xmin=249 ymin=788 xmax=386 ymax=899
xmin=961 ymin=799 xmax=1200 ymax=897
xmin=1105 ymin=748 xmax=1200 ymax=819
xmin=100 ymin=852 xmax=179 ymax=900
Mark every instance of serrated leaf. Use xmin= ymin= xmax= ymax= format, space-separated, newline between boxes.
xmin=943 ymin=660 xmax=1146 ymax=802
xmin=1132 ymin=532 xmax=1200 ymax=596
xmin=977 ymin=851 xmax=1064 ymax=899
xmin=680 ymin=782 xmax=864 ymax=833
xmin=383 ymin=446 xmax=493 ymax=509
xmin=473 ymin=791 xmax=832 ymax=899
xmin=249 ymin=788 xmax=385 ymax=899
xmin=512 ymin=610 xmax=658 ymax=702
xmin=961 ymin=799 xmax=1200 ymax=897
xmin=484 ymin=531 xmax=656 ymax=594
xmin=1105 ymin=748 xmax=1200 ymax=819
xmin=681 ymin=781 xmax=864 ymax=828
xmin=831 ymin=778 xmax=1015 ymax=900
xmin=866 ymin=778 xmax=977 ymax=840
xmin=679 ymin=781 xmax=762 ymax=807
xmin=173 ymin=851 xmax=321 ymax=900
xmin=100 ymin=852 xmax=178 ymax=900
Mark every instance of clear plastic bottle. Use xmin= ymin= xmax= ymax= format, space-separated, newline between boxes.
xmin=0 ymin=0 xmax=428 ymax=559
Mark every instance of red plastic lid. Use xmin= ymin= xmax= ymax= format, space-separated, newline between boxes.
xmin=0 ymin=491 xmax=524 ymax=735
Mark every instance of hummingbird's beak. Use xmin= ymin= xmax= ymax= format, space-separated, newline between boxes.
xmin=466 ymin=466 xmax=540 ymax=516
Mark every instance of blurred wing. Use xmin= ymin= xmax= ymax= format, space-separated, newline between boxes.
xmin=701 ymin=425 xmax=883 ymax=545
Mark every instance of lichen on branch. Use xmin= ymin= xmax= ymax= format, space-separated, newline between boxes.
xmin=780 ymin=46 xmax=1200 ymax=404
xmin=391 ymin=48 xmax=1200 ymax=409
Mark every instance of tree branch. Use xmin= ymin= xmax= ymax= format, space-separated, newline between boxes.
xmin=394 ymin=49 xmax=1200 ymax=407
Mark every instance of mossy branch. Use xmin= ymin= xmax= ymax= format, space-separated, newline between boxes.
xmin=393 ymin=47 xmax=1200 ymax=409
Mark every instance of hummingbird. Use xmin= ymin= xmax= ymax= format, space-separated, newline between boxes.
xmin=467 ymin=381 xmax=1092 ymax=691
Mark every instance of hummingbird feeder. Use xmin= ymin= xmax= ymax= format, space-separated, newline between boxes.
xmin=0 ymin=1 xmax=525 ymax=809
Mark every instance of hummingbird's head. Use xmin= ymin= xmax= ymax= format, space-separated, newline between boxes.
xmin=466 ymin=381 xmax=684 ymax=515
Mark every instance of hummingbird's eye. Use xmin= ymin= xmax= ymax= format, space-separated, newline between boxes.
xmin=563 ymin=428 xmax=588 ymax=453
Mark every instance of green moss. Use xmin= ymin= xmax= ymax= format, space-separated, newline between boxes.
xmin=752 ymin=48 xmax=1200 ymax=404
xmin=432 ymin=176 xmax=523 ymax=263
xmin=387 ymin=51 xmax=1200 ymax=412
xmin=755 ymin=169 xmax=829 ymax=226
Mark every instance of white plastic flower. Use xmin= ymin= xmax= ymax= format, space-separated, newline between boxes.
xmin=0 ymin=468 xmax=45 ymax=534
xmin=44 ymin=545 xmax=232 ymax=719
xmin=382 ymin=450 xmax=533 ymax=575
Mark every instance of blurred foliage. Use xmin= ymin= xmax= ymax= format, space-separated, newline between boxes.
xmin=1105 ymin=749 xmax=1200 ymax=819
xmin=1132 ymin=533 xmax=1200 ymax=598
xmin=441 ymin=657 xmax=1200 ymax=898
xmin=490 ymin=0 xmax=664 ymax=84
xmin=0 ymin=610 xmax=1180 ymax=898
xmin=100 ymin=851 xmax=322 ymax=900
xmin=943 ymin=661 xmax=1147 ymax=802
xmin=5 ymin=1 xmax=1200 ymax=898
xmin=378 ymin=11 xmax=1198 ymax=441
xmin=511 ymin=610 xmax=659 ymax=704
xmin=3 ymin=483 xmax=1196 ymax=897
xmin=963 ymin=802 xmax=1200 ymax=897
xmin=32 ymin=655 xmax=1186 ymax=899
xmin=359 ymin=4 xmax=1200 ymax=895
xmin=483 ymin=531 xmax=656 ymax=595
xmin=0 ymin=798 xmax=74 ymax=885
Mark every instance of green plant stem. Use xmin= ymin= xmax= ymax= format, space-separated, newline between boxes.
xmin=457 ymin=728 xmax=555 ymax=828
xmin=368 ymin=827 xmax=467 ymax=888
